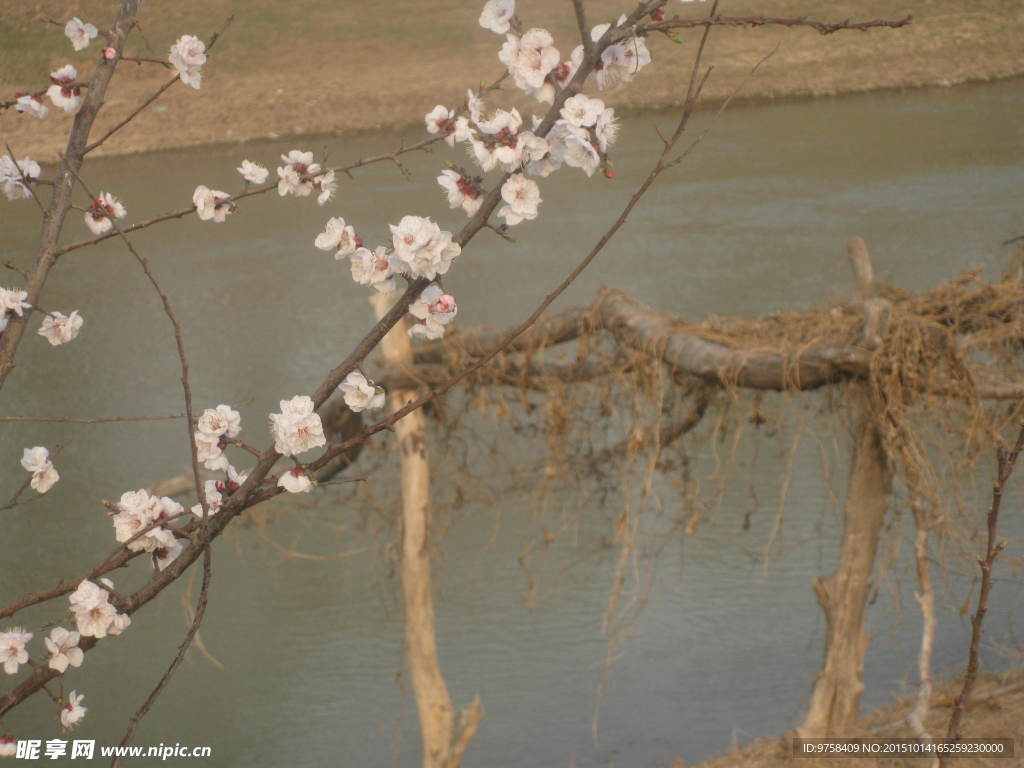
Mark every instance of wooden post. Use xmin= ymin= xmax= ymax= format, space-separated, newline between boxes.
xmin=798 ymin=240 xmax=892 ymax=737
xmin=370 ymin=294 xmax=483 ymax=768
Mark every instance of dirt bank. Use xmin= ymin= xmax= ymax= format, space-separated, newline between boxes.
xmin=686 ymin=670 xmax=1024 ymax=768
xmin=2 ymin=1 xmax=1023 ymax=161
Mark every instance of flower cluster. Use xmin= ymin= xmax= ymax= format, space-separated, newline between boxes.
xmin=84 ymin=192 xmax=126 ymax=235
xmin=68 ymin=579 xmax=130 ymax=639
xmin=20 ymin=446 xmax=59 ymax=494
xmin=190 ymin=466 xmax=246 ymax=518
xmin=0 ymin=156 xmax=41 ymax=201
xmin=169 ymin=35 xmax=206 ymax=89
xmin=64 ymin=18 xmax=98 ymax=52
xmin=315 ymin=217 xmax=361 ymax=260
xmin=38 ymin=310 xmax=84 ymax=346
xmin=0 ymin=628 xmax=32 ymax=675
xmin=409 ymin=285 xmax=458 ymax=340
xmin=47 ymin=65 xmax=82 ymax=113
xmin=194 ymin=404 xmax=241 ymax=471
xmin=277 ymin=150 xmax=333 ymax=203
xmin=389 ymin=215 xmax=461 ymax=280
xmin=269 ymin=396 xmax=326 ymax=456
xmin=110 ymin=489 xmax=183 ymax=570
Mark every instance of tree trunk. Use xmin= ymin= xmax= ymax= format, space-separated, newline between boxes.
xmin=371 ymin=295 xmax=483 ymax=768
xmin=798 ymin=387 xmax=891 ymax=736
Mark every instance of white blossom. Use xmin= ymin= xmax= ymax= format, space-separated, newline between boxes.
xmin=389 ymin=216 xmax=460 ymax=280
xmin=45 ymin=627 xmax=83 ymax=673
xmin=277 ymin=150 xmax=321 ymax=197
xmin=15 ymin=94 xmax=48 ymax=119
xmin=479 ymin=0 xmax=515 ymax=34
xmin=572 ymin=22 xmax=651 ymax=91
xmin=409 ymin=285 xmax=457 ymax=340
xmin=84 ymin=192 xmax=126 ymax=235
xmin=594 ymin=107 xmax=619 ymax=152
xmin=169 ymin=35 xmax=206 ymax=89
xmin=349 ymin=246 xmax=397 ymax=294
xmin=339 ymin=371 xmax=385 ymax=412
xmin=154 ymin=539 xmax=183 ymax=571
xmin=0 ymin=155 xmax=41 ymax=201
xmin=0 ymin=286 xmax=31 ymax=317
xmin=0 ymin=738 xmax=15 ymax=756
xmin=237 ymin=160 xmax=269 ymax=184
xmin=190 ymin=480 xmax=224 ymax=518
xmin=20 ymin=446 xmax=59 ymax=494
xmin=561 ymin=94 xmax=605 ymax=128
xmin=498 ymin=173 xmax=541 ymax=226
xmin=425 ymin=105 xmax=453 ymax=136
xmin=60 ymin=691 xmax=86 ymax=729
xmin=315 ymin=217 xmax=360 ymax=259
xmin=437 ymin=169 xmax=483 ymax=216
xmin=315 ymin=170 xmax=336 ymax=206
xmin=69 ymin=579 xmax=130 ymax=639
xmin=110 ymin=489 xmax=181 ymax=553
xmin=278 ymin=469 xmax=313 ymax=494
xmin=64 ymin=18 xmax=98 ymax=51
xmin=269 ymin=396 xmax=326 ymax=456
xmin=0 ymin=629 xmax=32 ymax=675
xmin=197 ymin=404 xmax=241 ymax=439
xmin=192 ymin=185 xmax=233 ymax=223
xmin=47 ymin=64 xmax=82 ymax=113
xmin=195 ymin=433 xmax=229 ymax=471
xmin=499 ymin=29 xmax=560 ymax=93
xmin=38 ymin=310 xmax=83 ymax=346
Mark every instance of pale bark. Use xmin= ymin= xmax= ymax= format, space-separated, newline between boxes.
xmin=798 ymin=387 xmax=891 ymax=736
xmin=370 ymin=295 xmax=482 ymax=768
xmin=799 ymin=239 xmax=892 ymax=737
xmin=909 ymin=499 xmax=939 ymax=768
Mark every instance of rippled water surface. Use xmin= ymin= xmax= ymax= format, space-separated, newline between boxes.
xmin=1 ymin=80 xmax=1023 ymax=767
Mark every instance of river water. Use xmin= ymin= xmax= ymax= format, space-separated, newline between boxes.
xmin=1 ymin=80 xmax=1023 ymax=767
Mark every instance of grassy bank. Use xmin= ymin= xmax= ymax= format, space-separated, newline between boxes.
xmin=1 ymin=1 xmax=1022 ymax=160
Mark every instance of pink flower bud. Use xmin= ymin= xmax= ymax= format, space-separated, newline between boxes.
xmin=103 ymin=47 xmax=116 ymax=61
xmin=432 ymin=294 xmax=456 ymax=315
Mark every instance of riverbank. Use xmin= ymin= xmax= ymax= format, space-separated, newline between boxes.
xmin=2 ymin=1 xmax=1023 ymax=160
xmin=688 ymin=670 xmax=1024 ymax=768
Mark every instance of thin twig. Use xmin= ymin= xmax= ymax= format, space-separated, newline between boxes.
xmin=57 ymin=74 xmax=508 ymax=257
xmin=0 ymin=413 xmax=186 ymax=423
xmin=942 ymin=416 xmax=1024 ymax=758
xmin=0 ymin=0 xmax=142 ymax=393
xmin=640 ymin=13 xmax=912 ymax=36
xmin=111 ymin=547 xmax=211 ymax=768
xmin=84 ymin=16 xmax=234 ymax=155
xmin=61 ymin=164 xmax=208 ymax=521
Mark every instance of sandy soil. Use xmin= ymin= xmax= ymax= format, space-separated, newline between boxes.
xmin=1 ymin=1 xmax=1022 ymax=161
xmin=688 ymin=671 xmax=1024 ymax=768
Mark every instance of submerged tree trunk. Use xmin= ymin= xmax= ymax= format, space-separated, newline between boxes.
xmin=371 ymin=295 xmax=483 ymax=768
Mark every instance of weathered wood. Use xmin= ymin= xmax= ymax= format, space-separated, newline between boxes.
xmin=371 ymin=294 xmax=482 ymax=768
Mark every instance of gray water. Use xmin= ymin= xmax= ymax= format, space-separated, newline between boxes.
xmin=1 ymin=79 xmax=1023 ymax=767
